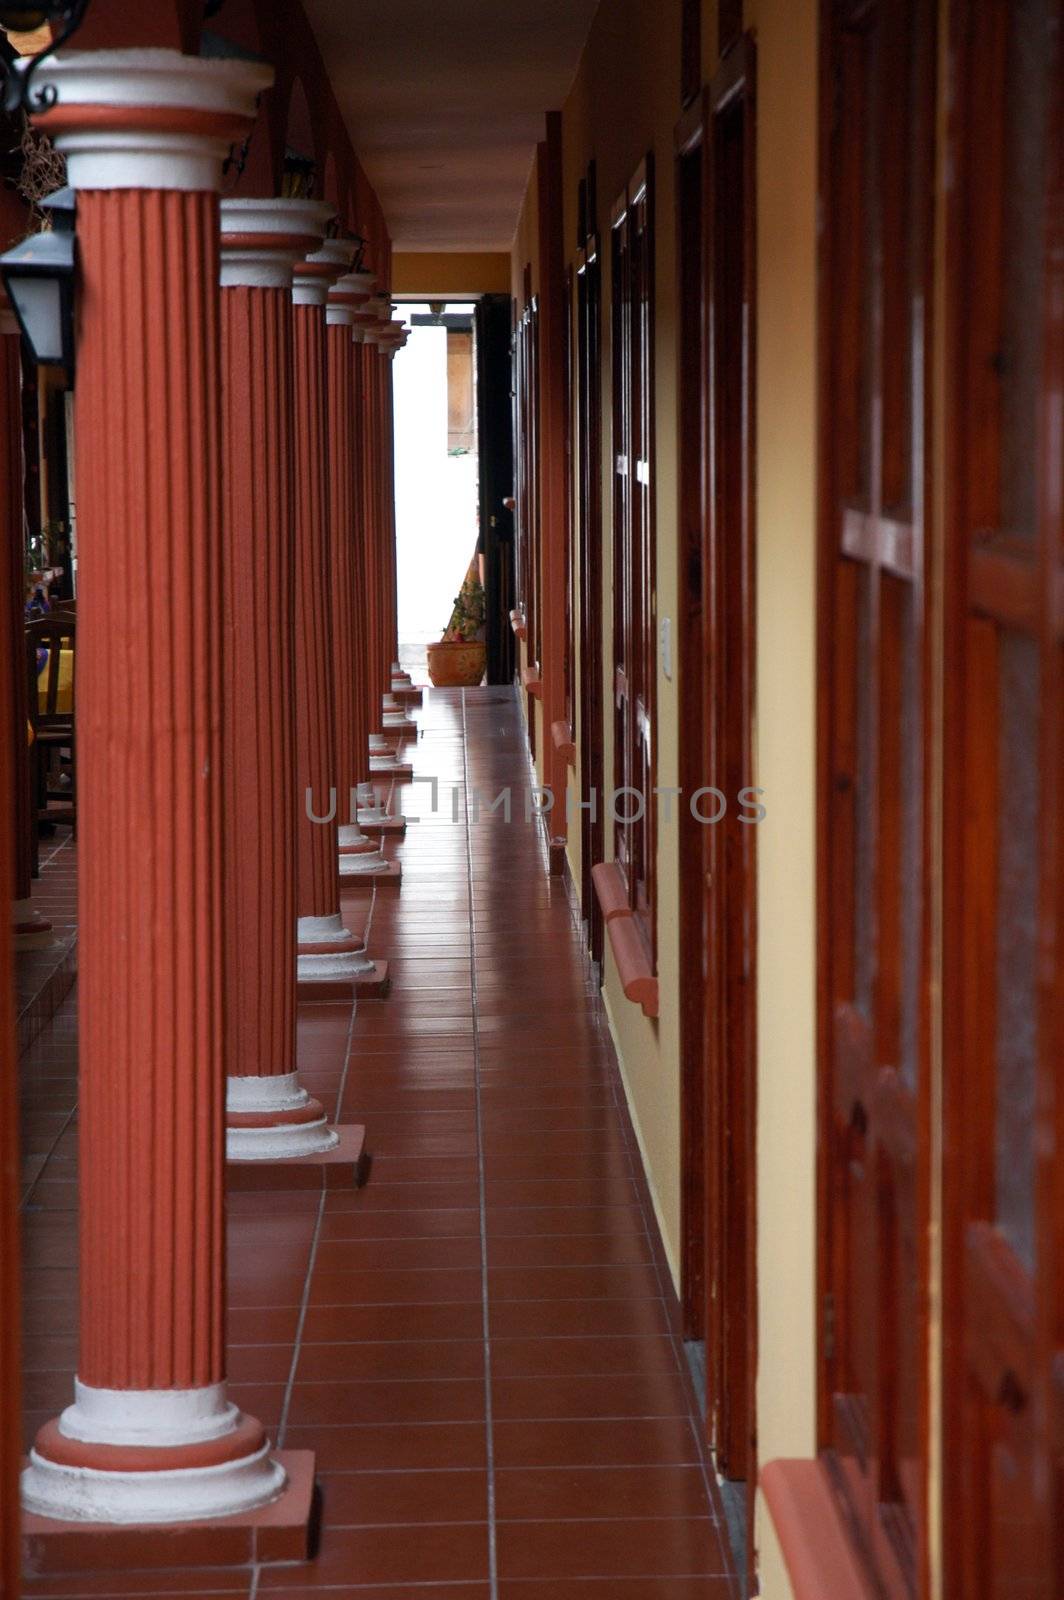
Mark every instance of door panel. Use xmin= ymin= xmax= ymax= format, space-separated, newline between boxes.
xmin=817 ymin=0 xmax=934 ymax=1590
xmin=575 ymin=232 xmax=605 ymax=968
xmin=943 ymin=2 xmax=1063 ymax=1595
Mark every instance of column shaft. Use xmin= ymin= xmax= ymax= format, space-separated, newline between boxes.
xmin=78 ymin=187 xmax=225 ymax=1391
xmin=326 ymin=319 xmax=363 ymax=825
xmin=221 ymin=284 xmax=295 ymax=1081
xmin=293 ymin=301 xmax=339 ymax=914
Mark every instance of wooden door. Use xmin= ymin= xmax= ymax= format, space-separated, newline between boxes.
xmin=610 ymin=160 xmax=656 ymax=950
xmin=576 ymin=232 xmax=605 ymax=967
xmin=943 ymin=2 xmax=1063 ymax=1595
xmin=475 ymin=294 xmax=516 ymax=686
xmin=817 ymin=0 xmax=935 ymax=1591
xmin=702 ymin=38 xmax=757 ymax=1487
xmin=677 ymin=37 xmax=758 ymax=1507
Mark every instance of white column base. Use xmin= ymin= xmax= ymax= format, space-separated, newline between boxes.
xmin=356 ymin=782 xmax=392 ymax=825
xmin=21 ymin=1382 xmax=286 ymax=1526
xmin=225 ymin=1072 xmax=339 ymax=1160
xmin=338 ymin=848 xmax=386 ymax=876
xmin=336 ymin=822 xmax=386 ymax=873
xmin=337 ymin=822 xmax=371 ymax=849
xmin=227 ymin=1119 xmax=338 ymax=1160
xmin=357 ymin=805 xmax=391 ymax=825
xmin=296 ymin=913 xmax=376 ymax=981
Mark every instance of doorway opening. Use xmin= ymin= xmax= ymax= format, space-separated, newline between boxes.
xmin=392 ymin=301 xmax=480 ymax=683
xmin=393 ymin=297 xmax=515 ymax=685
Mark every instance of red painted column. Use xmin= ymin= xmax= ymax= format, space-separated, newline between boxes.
xmin=326 ymin=273 xmax=385 ymax=876
xmin=377 ymin=326 xmax=415 ymax=729
xmin=363 ymin=304 xmax=397 ymax=765
xmin=292 ymin=246 xmax=376 ymax=980
xmin=218 ymin=196 xmax=344 ymax=1160
xmin=351 ymin=301 xmax=393 ymax=822
xmin=21 ymin=51 xmax=286 ymax=1524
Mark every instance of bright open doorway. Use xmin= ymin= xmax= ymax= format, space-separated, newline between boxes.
xmin=391 ymin=301 xmax=480 ymax=683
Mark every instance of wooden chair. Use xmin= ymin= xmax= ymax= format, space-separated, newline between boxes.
xmin=26 ymin=616 xmax=75 ymax=832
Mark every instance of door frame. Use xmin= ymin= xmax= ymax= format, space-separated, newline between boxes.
xmin=574 ymin=224 xmax=606 ymax=967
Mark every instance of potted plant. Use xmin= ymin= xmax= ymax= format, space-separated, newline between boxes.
xmin=427 ymin=559 xmax=487 ymax=687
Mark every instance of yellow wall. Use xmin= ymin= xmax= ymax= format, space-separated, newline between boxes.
xmin=747 ymin=0 xmax=819 ymax=1587
xmin=510 ymin=4 xmax=820 ymax=1588
xmin=391 ymin=251 xmax=511 ymax=297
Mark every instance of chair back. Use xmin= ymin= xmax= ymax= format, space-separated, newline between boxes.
xmin=27 ymin=616 xmax=75 ymax=730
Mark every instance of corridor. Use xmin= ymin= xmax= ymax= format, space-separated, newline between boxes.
xmin=20 ymin=687 xmax=735 ymax=1600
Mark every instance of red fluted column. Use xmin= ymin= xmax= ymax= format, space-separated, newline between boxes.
xmin=326 ymin=273 xmax=384 ymax=875
xmin=218 ymin=196 xmax=344 ymax=1160
xmin=363 ymin=305 xmax=394 ymax=764
xmin=378 ymin=325 xmax=411 ymax=732
xmin=351 ymin=302 xmax=392 ymax=822
xmin=0 ymin=306 xmax=22 ymax=1600
xmin=292 ymin=246 xmax=376 ymax=980
xmin=21 ymin=51 xmax=286 ymax=1525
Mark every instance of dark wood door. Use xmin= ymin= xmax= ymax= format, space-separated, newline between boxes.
xmin=575 ymin=234 xmax=605 ymax=967
xmin=701 ymin=39 xmax=757 ymax=1487
xmin=475 ymin=294 xmax=515 ymax=686
xmin=943 ymin=2 xmax=1063 ymax=1595
xmin=817 ymin=0 xmax=935 ymax=1592
xmin=610 ymin=159 xmax=656 ymax=950
xmin=677 ymin=38 xmax=758 ymax=1510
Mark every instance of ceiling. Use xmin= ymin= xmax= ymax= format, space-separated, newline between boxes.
xmin=300 ymin=0 xmax=600 ymax=252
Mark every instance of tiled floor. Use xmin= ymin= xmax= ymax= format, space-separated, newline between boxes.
xmin=18 ymin=686 xmax=736 ymax=1599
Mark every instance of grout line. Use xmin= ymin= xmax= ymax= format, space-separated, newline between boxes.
xmin=461 ymin=688 xmax=499 ymax=1600
xmin=275 ymin=981 xmax=361 ymax=1450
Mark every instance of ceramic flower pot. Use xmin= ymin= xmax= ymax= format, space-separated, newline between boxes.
xmin=426 ymin=639 xmax=486 ymax=688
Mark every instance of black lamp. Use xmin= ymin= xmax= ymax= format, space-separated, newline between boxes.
xmin=0 ymin=2 xmax=92 ymax=114
xmin=1 ymin=186 xmax=76 ymax=372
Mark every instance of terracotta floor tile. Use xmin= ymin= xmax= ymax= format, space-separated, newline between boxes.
xmin=491 ymin=1333 xmax=683 ymax=1378
xmin=314 ymin=1236 xmax=482 ymax=1273
xmin=496 ymin=1517 xmax=729 ymax=1581
xmin=286 ymin=1376 xmax=486 ymax=1426
xmin=497 ymin=1580 xmax=734 ymax=1599
xmin=301 ymin=1300 xmax=484 ymax=1344
xmin=258 ymin=1520 xmax=490 ymax=1587
xmin=283 ymin=1420 xmax=488 ymax=1471
xmin=492 ymin=1416 xmax=701 ymax=1469
xmin=491 ymin=1371 xmax=690 ymax=1420
xmin=309 ymin=1267 xmax=484 ymax=1307
xmin=319 ymin=1207 xmax=481 ymax=1241
xmin=495 ymin=1463 xmax=715 ymax=1522
xmin=485 ymin=1205 xmax=646 ymax=1237
xmin=487 ymin=1263 xmax=662 ymax=1302
xmin=487 ymin=1232 xmax=653 ymax=1267
xmin=297 ymin=1338 xmax=484 ymax=1382
xmin=318 ymin=1467 xmax=489 ymax=1526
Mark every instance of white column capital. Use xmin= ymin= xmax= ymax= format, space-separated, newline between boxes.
xmin=293 ymin=236 xmax=353 ymax=307
xmin=219 ymin=196 xmax=331 ymax=290
xmin=29 ymin=48 xmax=273 ymax=192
